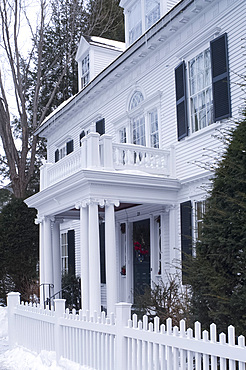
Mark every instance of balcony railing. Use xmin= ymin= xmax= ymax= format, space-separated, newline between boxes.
xmin=40 ymin=133 xmax=175 ymax=190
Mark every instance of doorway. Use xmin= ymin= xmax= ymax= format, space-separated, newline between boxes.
xmin=133 ymin=219 xmax=150 ymax=301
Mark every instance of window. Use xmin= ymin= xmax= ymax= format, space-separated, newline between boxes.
xmin=145 ymin=0 xmax=160 ymax=29
xmin=175 ymin=33 xmax=231 ymax=140
xmin=119 ymin=127 xmax=126 ymax=143
xmin=81 ymin=54 xmax=90 ymax=88
xmin=61 ymin=233 xmax=68 ymax=274
xmin=132 ymin=116 xmax=146 ymax=145
xmin=189 ymin=49 xmax=213 ymax=132
xmin=149 ymin=109 xmax=159 ymax=148
xmin=129 ymin=91 xmax=144 ymax=109
xmin=61 ymin=230 xmax=75 ymax=275
xmin=195 ymin=200 xmax=206 ymax=241
xmin=117 ymin=90 xmax=160 ymax=148
xmin=55 ymin=139 xmax=74 ymax=162
xmin=129 ymin=0 xmax=142 ymax=44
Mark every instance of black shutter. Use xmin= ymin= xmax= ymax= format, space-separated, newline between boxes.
xmin=180 ymin=201 xmax=192 ymax=282
xmin=55 ymin=149 xmax=59 ymax=163
xmin=96 ymin=118 xmax=105 ymax=136
xmin=68 ymin=230 xmax=75 ymax=276
xmin=99 ymin=222 xmax=106 ymax=284
xmin=175 ymin=61 xmax=188 ymax=140
xmin=210 ymin=33 xmax=231 ymax=121
xmin=80 ymin=130 xmax=85 ymax=140
xmin=66 ymin=139 xmax=74 ymax=155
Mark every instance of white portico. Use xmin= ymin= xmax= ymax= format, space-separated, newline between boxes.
xmin=26 ymin=132 xmax=180 ymax=314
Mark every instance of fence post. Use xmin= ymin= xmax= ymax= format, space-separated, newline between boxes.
xmin=7 ymin=292 xmax=20 ymax=349
xmin=54 ymin=299 xmax=66 ymax=365
xmin=115 ymin=302 xmax=132 ymax=370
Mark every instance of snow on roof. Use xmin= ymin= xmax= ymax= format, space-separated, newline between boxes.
xmin=40 ymin=94 xmax=77 ymax=128
xmin=84 ymin=35 xmax=125 ymax=52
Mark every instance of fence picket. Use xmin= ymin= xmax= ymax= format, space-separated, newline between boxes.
xmin=228 ymin=326 xmax=236 ymax=370
xmin=195 ymin=321 xmax=202 ymax=370
xmin=203 ymin=330 xmax=210 ymax=370
xmin=173 ymin=326 xmax=179 ymax=370
xmin=219 ymin=333 xmax=227 ymax=370
xmin=238 ymin=336 xmax=246 ymax=370
xmin=180 ymin=319 xmax=186 ymax=370
xmin=187 ymin=328 xmax=193 ymax=370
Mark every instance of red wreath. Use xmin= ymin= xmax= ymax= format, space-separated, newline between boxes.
xmin=134 ymin=241 xmax=149 ymax=255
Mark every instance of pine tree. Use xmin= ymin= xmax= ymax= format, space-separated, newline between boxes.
xmin=188 ymin=109 xmax=246 ymax=335
xmin=0 ymin=198 xmax=39 ymax=304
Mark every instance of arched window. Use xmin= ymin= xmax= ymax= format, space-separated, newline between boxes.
xmin=129 ymin=91 xmax=145 ymax=146
xmin=117 ymin=90 xmax=160 ymax=148
xmin=129 ymin=91 xmax=144 ymax=110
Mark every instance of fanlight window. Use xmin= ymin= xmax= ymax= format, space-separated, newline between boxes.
xmin=129 ymin=91 xmax=144 ymax=110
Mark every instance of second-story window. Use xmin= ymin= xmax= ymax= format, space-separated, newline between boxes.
xmin=81 ymin=54 xmax=90 ymax=88
xmin=149 ymin=108 xmax=159 ymax=148
xmin=175 ymin=33 xmax=231 ymax=140
xmin=55 ymin=139 xmax=74 ymax=162
xmin=117 ymin=90 xmax=160 ymax=148
xmin=189 ymin=49 xmax=213 ymax=133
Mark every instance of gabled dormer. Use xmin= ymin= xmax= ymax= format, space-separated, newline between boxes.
xmin=120 ymin=0 xmax=180 ymax=46
xmin=75 ymin=35 xmax=125 ymax=91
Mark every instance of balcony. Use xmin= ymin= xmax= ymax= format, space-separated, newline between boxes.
xmin=40 ymin=133 xmax=175 ymax=190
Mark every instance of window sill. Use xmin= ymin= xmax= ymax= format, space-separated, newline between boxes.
xmin=181 ymin=121 xmax=223 ymax=143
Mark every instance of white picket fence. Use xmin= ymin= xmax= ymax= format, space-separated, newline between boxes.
xmin=7 ymin=292 xmax=246 ymax=369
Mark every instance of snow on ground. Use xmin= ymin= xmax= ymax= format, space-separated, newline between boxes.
xmin=0 ymin=306 xmax=87 ymax=369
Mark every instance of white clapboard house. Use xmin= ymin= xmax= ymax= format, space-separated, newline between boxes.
xmin=26 ymin=0 xmax=245 ymax=315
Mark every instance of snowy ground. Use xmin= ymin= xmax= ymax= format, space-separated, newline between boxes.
xmin=0 ymin=306 xmax=86 ymax=369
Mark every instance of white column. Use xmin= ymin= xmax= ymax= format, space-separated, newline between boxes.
xmin=80 ymin=203 xmax=89 ymax=312
xmin=88 ymin=201 xmax=101 ymax=314
xmin=126 ymin=221 xmax=133 ymax=303
xmin=52 ymin=220 xmax=61 ymax=295
xmin=105 ymin=201 xmax=118 ymax=315
xmin=169 ymin=205 xmax=178 ymax=276
xmin=43 ymin=217 xmax=54 ymax=300
xmin=150 ymin=214 xmax=155 ymax=288
xmin=39 ymin=219 xmax=45 ymax=303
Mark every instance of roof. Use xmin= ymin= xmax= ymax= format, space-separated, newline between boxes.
xmin=83 ymin=35 xmax=125 ymax=52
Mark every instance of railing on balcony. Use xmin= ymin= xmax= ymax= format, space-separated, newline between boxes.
xmin=112 ymin=142 xmax=170 ymax=175
xmin=40 ymin=132 xmax=175 ymax=190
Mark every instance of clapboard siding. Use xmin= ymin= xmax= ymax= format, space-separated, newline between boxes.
xmin=46 ymin=0 xmax=245 ymax=185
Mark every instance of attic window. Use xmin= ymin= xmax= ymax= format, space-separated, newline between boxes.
xmin=81 ymin=54 xmax=90 ymax=88
xmin=145 ymin=0 xmax=160 ymax=29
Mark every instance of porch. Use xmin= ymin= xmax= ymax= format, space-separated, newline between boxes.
xmin=26 ymin=133 xmax=180 ymax=317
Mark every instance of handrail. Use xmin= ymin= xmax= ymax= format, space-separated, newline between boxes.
xmin=40 ymin=283 xmax=54 ymax=309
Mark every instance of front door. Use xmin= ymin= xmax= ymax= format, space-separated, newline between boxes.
xmin=133 ymin=219 xmax=150 ymax=301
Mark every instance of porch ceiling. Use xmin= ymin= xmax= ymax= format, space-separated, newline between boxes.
xmin=25 ymin=169 xmax=181 ymax=217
